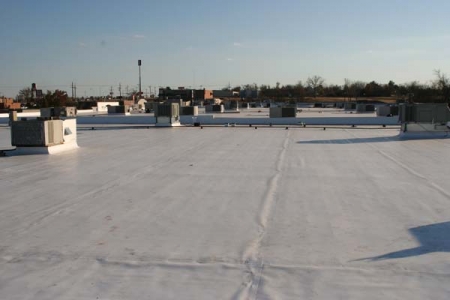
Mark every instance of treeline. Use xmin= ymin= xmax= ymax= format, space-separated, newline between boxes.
xmin=236 ymin=71 xmax=450 ymax=103
xmin=15 ymin=70 xmax=450 ymax=105
xmin=258 ymin=80 xmax=398 ymax=100
xmin=17 ymin=88 xmax=77 ymax=108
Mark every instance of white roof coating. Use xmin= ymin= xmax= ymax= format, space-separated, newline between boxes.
xmin=1 ymin=126 xmax=450 ymax=299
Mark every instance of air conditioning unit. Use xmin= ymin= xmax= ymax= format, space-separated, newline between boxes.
xmin=11 ymin=120 xmax=64 ymax=147
xmin=400 ymin=103 xmax=450 ymax=123
xmin=154 ymin=103 xmax=180 ymax=126
xmin=154 ymin=103 xmax=180 ymax=117
xmin=40 ymin=107 xmax=77 ymax=118
xmin=107 ymin=105 xmax=129 ymax=114
xmin=270 ymin=107 xmax=296 ymax=118
xmin=55 ymin=106 xmax=77 ymax=117
xmin=180 ymin=106 xmax=199 ymax=116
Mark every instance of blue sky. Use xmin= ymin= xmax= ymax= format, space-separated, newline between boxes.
xmin=1 ymin=0 xmax=450 ymax=97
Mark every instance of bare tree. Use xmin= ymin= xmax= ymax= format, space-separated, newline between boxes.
xmin=306 ymin=75 xmax=325 ymax=97
xmin=344 ymin=78 xmax=352 ymax=101
xmin=351 ymin=81 xmax=366 ymax=100
xmin=403 ymin=81 xmax=422 ymax=103
xmin=433 ymin=69 xmax=450 ymax=103
xmin=17 ymin=87 xmax=32 ymax=104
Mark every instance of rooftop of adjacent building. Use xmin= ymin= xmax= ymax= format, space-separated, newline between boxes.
xmin=0 ymin=125 xmax=449 ymax=299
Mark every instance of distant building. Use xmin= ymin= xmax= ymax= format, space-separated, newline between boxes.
xmin=77 ymin=100 xmax=97 ymax=110
xmin=240 ymin=89 xmax=259 ymax=99
xmin=120 ymin=100 xmax=134 ymax=107
xmin=159 ymin=88 xmax=214 ymax=101
xmin=159 ymin=88 xmax=194 ymax=101
xmin=0 ymin=97 xmax=21 ymax=110
xmin=194 ymin=89 xmax=213 ymax=100
xmin=212 ymin=90 xmax=237 ymax=98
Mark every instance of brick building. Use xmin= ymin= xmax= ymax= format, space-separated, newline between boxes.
xmin=0 ymin=97 xmax=21 ymax=110
xmin=159 ymin=88 xmax=213 ymax=101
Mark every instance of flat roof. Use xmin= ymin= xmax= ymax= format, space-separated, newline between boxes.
xmin=1 ymin=126 xmax=450 ymax=299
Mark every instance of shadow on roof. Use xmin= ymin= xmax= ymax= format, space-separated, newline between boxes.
xmin=77 ymin=126 xmax=156 ymax=131
xmin=297 ymin=134 xmax=449 ymax=144
xmin=353 ymin=221 xmax=450 ymax=261
xmin=297 ymin=136 xmax=399 ymax=144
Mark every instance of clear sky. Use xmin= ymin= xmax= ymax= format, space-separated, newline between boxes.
xmin=1 ymin=0 xmax=450 ymax=97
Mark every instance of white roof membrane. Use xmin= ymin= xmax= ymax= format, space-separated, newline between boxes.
xmin=0 ymin=127 xmax=450 ymax=299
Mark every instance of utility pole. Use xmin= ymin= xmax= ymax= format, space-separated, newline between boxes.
xmin=71 ymin=82 xmax=74 ymax=99
xmin=74 ymin=83 xmax=77 ymax=100
xmin=118 ymin=83 xmax=122 ymax=98
xmin=138 ymin=59 xmax=142 ymax=103
xmin=149 ymin=86 xmax=152 ymax=98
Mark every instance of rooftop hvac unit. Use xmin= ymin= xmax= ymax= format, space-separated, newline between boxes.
xmin=399 ymin=104 xmax=413 ymax=122
xmin=205 ymin=104 xmax=224 ymax=113
xmin=282 ymin=107 xmax=296 ymax=117
xmin=229 ymin=101 xmax=239 ymax=110
xmin=55 ymin=107 xmax=77 ymax=117
xmin=40 ymin=107 xmax=77 ymax=118
xmin=154 ymin=103 xmax=180 ymax=117
xmin=344 ymin=102 xmax=356 ymax=110
xmin=11 ymin=120 xmax=64 ymax=147
xmin=107 ymin=105 xmax=129 ymax=114
xmin=400 ymin=103 xmax=450 ymax=123
xmin=145 ymin=102 xmax=165 ymax=113
xmin=180 ymin=106 xmax=199 ymax=116
xmin=356 ymin=104 xmax=366 ymax=113
xmin=356 ymin=104 xmax=375 ymax=113
xmin=155 ymin=103 xmax=180 ymax=125
xmin=390 ymin=106 xmax=399 ymax=116
xmin=270 ymin=107 xmax=296 ymax=118
xmin=376 ymin=105 xmax=391 ymax=117
xmin=212 ymin=105 xmax=224 ymax=112
xmin=366 ymin=104 xmax=375 ymax=112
